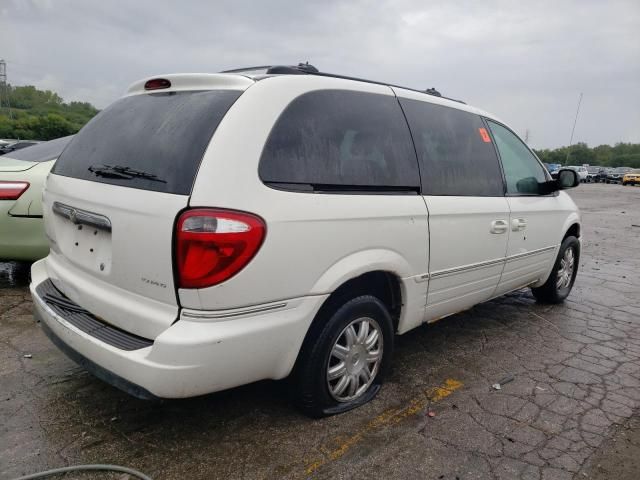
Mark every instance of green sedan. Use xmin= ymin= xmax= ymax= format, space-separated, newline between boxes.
xmin=0 ymin=136 xmax=73 ymax=261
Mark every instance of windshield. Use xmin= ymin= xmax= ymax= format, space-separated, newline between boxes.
xmin=52 ymin=90 xmax=242 ymax=195
xmin=3 ymin=136 xmax=73 ymax=162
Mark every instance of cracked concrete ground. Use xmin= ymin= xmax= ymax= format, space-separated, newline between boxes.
xmin=1 ymin=183 xmax=639 ymax=480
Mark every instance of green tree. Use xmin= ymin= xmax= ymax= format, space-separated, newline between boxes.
xmin=535 ymin=142 xmax=640 ymax=168
xmin=0 ymin=84 xmax=99 ymax=140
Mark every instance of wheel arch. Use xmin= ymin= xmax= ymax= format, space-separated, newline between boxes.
xmin=563 ymin=222 xmax=581 ymax=241
xmin=312 ymin=269 xmax=404 ymax=335
xmin=532 ymin=214 xmax=581 ymax=289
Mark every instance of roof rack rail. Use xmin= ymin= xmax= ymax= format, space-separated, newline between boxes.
xmin=221 ymin=63 xmax=465 ymax=104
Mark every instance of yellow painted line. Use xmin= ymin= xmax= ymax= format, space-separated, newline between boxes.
xmin=305 ymin=378 xmax=463 ymax=475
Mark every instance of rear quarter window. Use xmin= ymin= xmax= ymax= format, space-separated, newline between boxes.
xmin=52 ymin=90 xmax=242 ymax=195
xmin=259 ymin=89 xmax=420 ymax=192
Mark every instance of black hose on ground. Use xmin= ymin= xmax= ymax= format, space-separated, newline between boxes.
xmin=12 ymin=464 xmax=153 ymax=480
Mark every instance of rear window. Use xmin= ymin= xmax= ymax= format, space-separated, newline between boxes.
xmin=399 ymin=98 xmax=504 ymax=196
xmin=259 ymin=90 xmax=420 ymax=192
xmin=52 ymin=90 xmax=242 ymax=195
xmin=5 ymin=136 xmax=73 ymax=162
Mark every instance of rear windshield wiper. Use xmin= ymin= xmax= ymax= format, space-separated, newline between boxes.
xmin=88 ymin=164 xmax=167 ymax=183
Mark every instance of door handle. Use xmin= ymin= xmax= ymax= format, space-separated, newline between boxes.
xmin=512 ymin=218 xmax=527 ymax=231
xmin=490 ymin=219 xmax=508 ymax=234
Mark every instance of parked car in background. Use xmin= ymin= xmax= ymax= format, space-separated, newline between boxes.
xmin=0 ymin=140 xmax=42 ymax=156
xmin=0 ymin=136 xmax=73 ymax=261
xmin=622 ymin=169 xmax=640 ymax=186
xmin=586 ymin=166 xmax=607 ymax=183
xmin=606 ymin=167 xmax=632 ymax=184
xmin=30 ymin=66 xmax=582 ymax=417
xmin=544 ymin=163 xmax=561 ymax=179
xmin=567 ymin=165 xmax=588 ymax=182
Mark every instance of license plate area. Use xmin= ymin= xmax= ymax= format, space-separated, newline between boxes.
xmin=51 ymin=202 xmax=113 ymax=274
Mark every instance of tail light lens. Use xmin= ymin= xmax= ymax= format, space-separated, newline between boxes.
xmin=175 ymin=209 xmax=266 ymax=289
xmin=0 ymin=181 xmax=29 ymax=200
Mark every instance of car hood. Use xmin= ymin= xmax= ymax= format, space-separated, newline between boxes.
xmin=0 ymin=158 xmax=37 ymax=172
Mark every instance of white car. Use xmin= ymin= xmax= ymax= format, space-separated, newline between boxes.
xmin=30 ymin=65 xmax=582 ymax=417
xmin=567 ymin=165 xmax=588 ymax=182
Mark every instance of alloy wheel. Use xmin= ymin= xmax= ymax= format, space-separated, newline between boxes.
xmin=327 ymin=317 xmax=383 ymax=402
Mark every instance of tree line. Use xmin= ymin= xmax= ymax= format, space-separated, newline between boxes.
xmin=0 ymin=84 xmax=99 ymax=140
xmin=534 ymin=142 xmax=640 ymax=169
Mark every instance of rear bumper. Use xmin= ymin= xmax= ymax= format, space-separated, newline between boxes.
xmin=36 ymin=314 xmax=159 ymax=400
xmin=31 ymin=260 xmax=327 ymax=398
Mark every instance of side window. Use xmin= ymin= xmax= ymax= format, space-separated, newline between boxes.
xmin=399 ymin=98 xmax=504 ymax=196
xmin=487 ymin=121 xmax=548 ymax=195
xmin=259 ymin=90 xmax=420 ymax=191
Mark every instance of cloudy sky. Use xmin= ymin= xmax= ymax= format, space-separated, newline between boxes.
xmin=1 ymin=0 xmax=638 ymax=149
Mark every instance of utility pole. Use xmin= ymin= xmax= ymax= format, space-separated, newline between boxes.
xmin=0 ymin=59 xmax=6 ymax=111
xmin=565 ymin=92 xmax=583 ymax=164
xmin=0 ymin=59 xmax=15 ymax=129
xmin=0 ymin=59 xmax=6 ymax=86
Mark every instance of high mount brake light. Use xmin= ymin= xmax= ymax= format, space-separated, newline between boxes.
xmin=144 ymin=78 xmax=171 ymax=90
xmin=0 ymin=181 xmax=29 ymax=200
xmin=175 ymin=209 xmax=266 ymax=289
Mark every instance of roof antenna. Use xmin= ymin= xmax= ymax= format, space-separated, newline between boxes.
xmin=297 ymin=62 xmax=319 ymax=73
xmin=565 ymin=92 xmax=583 ymax=165
xmin=425 ymin=87 xmax=441 ymax=97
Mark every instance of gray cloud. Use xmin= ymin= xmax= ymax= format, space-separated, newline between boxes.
xmin=1 ymin=0 xmax=638 ymax=148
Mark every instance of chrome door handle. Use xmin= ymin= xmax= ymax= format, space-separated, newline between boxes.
xmin=512 ymin=218 xmax=527 ymax=231
xmin=490 ymin=219 xmax=508 ymax=234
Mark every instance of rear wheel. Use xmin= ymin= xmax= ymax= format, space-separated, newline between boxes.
xmin=292 ymin=295 xmax=393 ymax=418
xmin=532 ymin=236 xmax=580 ymax=304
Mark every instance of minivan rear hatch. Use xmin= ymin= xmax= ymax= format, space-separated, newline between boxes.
xmin=42 ymin=76 xmax=249 ymax=338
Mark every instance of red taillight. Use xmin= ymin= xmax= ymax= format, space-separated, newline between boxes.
xmin=0 ymin=181 xmax=29 ymax=200
xmin=175 ymin=209 xmax=266 ymax=289
xmin=144 ymin=78 xmax=171 ymax=90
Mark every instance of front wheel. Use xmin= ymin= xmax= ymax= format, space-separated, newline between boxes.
xmin=292 ymin=295 xmax=394 ymax=418
xmin=532 ymin=236 xmax=580 ymax=304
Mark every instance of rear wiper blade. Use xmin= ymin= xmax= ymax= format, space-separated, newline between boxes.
xmin=88 ymin=164 xmax=167 ymax=183
xmin=88 ymin=165 xmax=132 ymax=179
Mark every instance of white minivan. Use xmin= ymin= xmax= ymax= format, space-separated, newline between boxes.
xmin=31 ymin=64 xmax=581 ymax=417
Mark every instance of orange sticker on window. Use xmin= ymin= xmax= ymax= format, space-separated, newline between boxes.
xmin=478 ymin=127 xmax=491 ymax=142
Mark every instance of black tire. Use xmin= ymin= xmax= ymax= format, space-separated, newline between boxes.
xmin=531 ymin=236 xmax=580 ymax=304
xmin=292 ymin=295 xmax=394 ymax=418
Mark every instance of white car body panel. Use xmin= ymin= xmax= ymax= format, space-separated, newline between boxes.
xmin=187 ymin=76 xmax=430 ymax=331
xmin=30 ymin=72 xmax=582 ymax=400
xmin=423 ymin=196 xmax=510 ymax=321
xmin=496 ymin=192 xmax=576 ymax=294
xmin=42 ymin=174 xmax=188 ymax=338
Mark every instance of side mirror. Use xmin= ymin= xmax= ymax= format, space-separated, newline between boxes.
xmin=557 ymin=169 xmax=580 ymax=189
